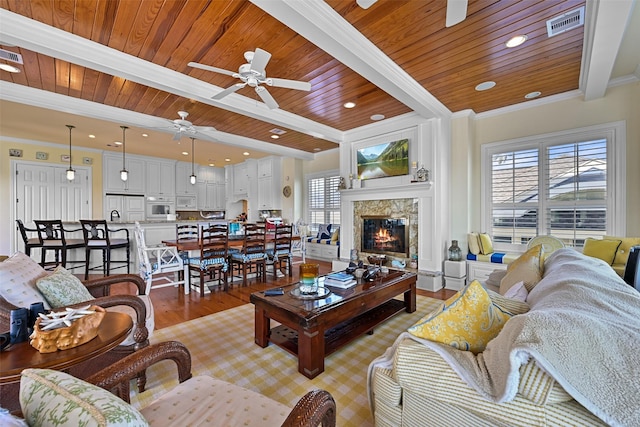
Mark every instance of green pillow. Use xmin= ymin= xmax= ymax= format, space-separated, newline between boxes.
xmin=478 ymin=233 xmax=494 ymax=255
xmin=20 ymin=368 xmax=148 ymax=427
xmin=583 ymin=238 xmax=621 ymax=265
xmin=36 ymin=266 xmax=95 ymax=308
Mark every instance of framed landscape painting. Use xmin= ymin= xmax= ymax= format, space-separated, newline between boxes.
xmin=356 ymin=138 xmax=409 ymax=180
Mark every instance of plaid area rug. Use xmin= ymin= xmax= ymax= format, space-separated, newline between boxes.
xmin=130 ymin=295 xmax=442 ymax=426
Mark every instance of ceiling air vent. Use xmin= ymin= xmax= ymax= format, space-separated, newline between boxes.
xmin=547 ymin=6 xmax=585 ymax=37
xmin=0 ymin=48 xmax=23 ymax=64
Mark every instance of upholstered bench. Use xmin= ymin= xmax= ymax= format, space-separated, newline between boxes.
xmin=305 ymin=224 xmax=340 ymax=261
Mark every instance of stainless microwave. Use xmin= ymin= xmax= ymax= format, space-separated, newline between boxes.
xmin=176 ymin=195 xmax=197 ymax=210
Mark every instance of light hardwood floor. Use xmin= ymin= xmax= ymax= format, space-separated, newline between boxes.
xmin=106 ymin=257 xmax=456 ymax=330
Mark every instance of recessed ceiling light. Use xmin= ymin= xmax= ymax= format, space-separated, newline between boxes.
xmin=343 ymin=102 xmax=356 ymax=108
xmin=243 ymin=152 xmax=250 ymax=156
xmin=0 ymin=64 xmax=20 ymax=73
xmin=370 ymin=114 xmax=385 ymax=121
xmin=506 ymin=34 xmax=528 ymax=48
xmin=208 ymin=163 xmax=215 ymax=167
xmin=88 ymin=135 xmax=96 ymax=139
xmin=271 ymin=135 xmax=280 ymax=139
xmin=525 ymin=91 xmax=542 ymax=99
xmin=114 ymin=141 xmax=122 ymax=146
xmin=475 ymin=81 xmax=496 ymax=91
xmin=270 ymin=128 xmax=286 ymax=135
xmin=313 ymin=148 xmax=321 ymax=152
xmin=141 ymin=133 xmax=148 ymax=137
xmin=182 ymin=151 xmax=189 ymax=156
xmin=225 ymin=158 xmax=231 ymax=162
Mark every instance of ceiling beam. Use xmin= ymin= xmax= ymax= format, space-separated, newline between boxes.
xmin=0 ymin=9 xmax=343 ymax=145
xmin=580 ymin=0 xmax=636 ymax=100
xmin=251 ymin=0 xmax=451 ymax=119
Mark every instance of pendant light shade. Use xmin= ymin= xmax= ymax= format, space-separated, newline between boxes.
xmin=65 ymin=125 xmax=75 ymax=181
xmin=120 ymin=126 xmax=129 ymax=182
xmin=189 ymin=137 xmax=197 ymax=185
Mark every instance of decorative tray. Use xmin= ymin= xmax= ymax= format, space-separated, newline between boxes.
xmin=289 ymin=286 xmax=331 ymax=300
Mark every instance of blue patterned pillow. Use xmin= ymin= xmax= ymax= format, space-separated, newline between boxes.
xmin=317 ymin=224 xmax=332 ymax=239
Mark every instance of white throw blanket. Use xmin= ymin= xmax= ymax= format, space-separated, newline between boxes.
xmin=369 ymin=249 xmax=640 ymax=426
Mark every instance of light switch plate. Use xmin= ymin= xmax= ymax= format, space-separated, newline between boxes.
xmin=82 ymin=157 xmax=93 ymax=165
xmin=36 ymin=151 xmax=48 ymax=160
xmin=9 ymin=148 xmax=23 ymax=157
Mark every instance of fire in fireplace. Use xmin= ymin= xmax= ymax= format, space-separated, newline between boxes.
xmin=362 ymin=216 xmax=409 ymax=258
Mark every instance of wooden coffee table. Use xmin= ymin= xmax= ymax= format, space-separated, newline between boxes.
xmin=0 ymin=311 xmax=133 ymax=411
xmin=250 ymin=269 xmax=416 ymax=378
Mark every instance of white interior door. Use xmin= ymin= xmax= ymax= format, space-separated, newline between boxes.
xmin=12 ymin=161 xmax=92 ymax=254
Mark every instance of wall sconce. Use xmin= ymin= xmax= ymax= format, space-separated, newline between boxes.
xmin=65 ymin=124 xmax=75 ymax=181
xmin=189 ymin=137 xmax=197 ymax=185
xmin=120 ymin=126 xmax=128 ymax=182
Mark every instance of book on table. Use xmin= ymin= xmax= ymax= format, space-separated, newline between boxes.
xmin=325 ymin=271 xmax=353 ymax=282
xmin=324 ymin=278 xmax=357 ymax=289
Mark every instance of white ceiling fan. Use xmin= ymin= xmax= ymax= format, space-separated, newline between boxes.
xmin=166 ymin=111 xmax=215 ymax=141
xmin=356 ymin=0 xmax=468 ymax=27
xmin=188 ymin=48 xmax=312 ymax=110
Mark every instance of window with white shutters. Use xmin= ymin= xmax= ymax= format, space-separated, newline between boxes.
xmin=307 ymin=172 xmax=341 ymax=228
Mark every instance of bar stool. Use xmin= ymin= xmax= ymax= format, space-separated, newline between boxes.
xmin=16 ymin=220 xmax=42 ymax=257
xmin=34 ymin=220 xmax=85 ymax=270
xmin=80 ymin=219 xmax=130 ymax=279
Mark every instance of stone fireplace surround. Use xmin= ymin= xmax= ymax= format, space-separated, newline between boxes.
xmin=338 ymin=181 xmax=445 ymax=291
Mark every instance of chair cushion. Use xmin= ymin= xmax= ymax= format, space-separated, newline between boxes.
xmin=106 ymin=295 xmax=154 ymax=346
xmin=140 ymin=375 xmax=290 ymax=427
xmin=0 ymin=252 xmax=50 ymax=309
xmin=20 ymin=368 xmax=148 ymax=427
xmin=36 ymin=266 xmax=95 ymax=308
xmin=408 ymin=280 xmax=512 ymax=353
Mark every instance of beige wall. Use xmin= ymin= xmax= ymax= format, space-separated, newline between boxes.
xmin=453 ymin=81 xmax=640 ymax=241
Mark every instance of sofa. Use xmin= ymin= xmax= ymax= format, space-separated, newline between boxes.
xmin=12 ymin=341 xmax=336 ymax=427
xmin=0 ymin=252 xmax=153 ymax=412
xmin=584 ymin=236 xmax=640 ymax=277
xmin=368 ymin=248 xmax=640 ymax=426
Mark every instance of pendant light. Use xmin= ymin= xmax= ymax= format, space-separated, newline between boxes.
xmin=189 ymin=137 xmax=197 ymax=185
xmin=120 ymin=126 xmax=129 ymax=181
xmin=65 ymin=125 xmax=75 ymax=181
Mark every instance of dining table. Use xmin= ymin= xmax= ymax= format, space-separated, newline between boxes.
xmin=162 ymin=233 xmax=299 ymax=252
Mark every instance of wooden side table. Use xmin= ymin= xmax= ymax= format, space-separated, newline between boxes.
xmin=0 ymin=311 xmax=133 ymax=412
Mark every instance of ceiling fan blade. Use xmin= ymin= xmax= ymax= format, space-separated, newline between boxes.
xmin=212 ymin=83 xmax=246 ymax=100
xmin=267 ymin=77 xmax=311 ymax=92
xmin=195 ymin=126 xmax=216 ymax=133
xmin=188 ymin=61 xmax=236 ymax=77
xmin=356 ymin=0 xmax=378 ymax=9
xmin=250 ymin=48 xmax=271 ymax=75
xmin=446 ymin=0 xmax=468 ymax=27
xmin=255 ymin=86 xmax=279 ymax=110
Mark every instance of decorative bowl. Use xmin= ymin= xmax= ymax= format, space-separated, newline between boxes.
xmin=367 ymin=255 xmax=387 ymax=265
xmin=29 ymin=305 xmax=105 ymax=353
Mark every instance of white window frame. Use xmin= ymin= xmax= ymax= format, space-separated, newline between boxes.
xmin=481 ymin=121 xmax=626 ymax=252
xmin=305 ymin=169 xmax=341 ymax=231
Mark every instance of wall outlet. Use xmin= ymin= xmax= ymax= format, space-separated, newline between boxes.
xmin=9 ymin=148 xmax=23 ymax=157
xmin=36 ymin=151 xmax=48 ymax=160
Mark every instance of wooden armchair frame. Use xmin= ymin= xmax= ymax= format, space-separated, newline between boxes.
xmin=86 ymin=341 xmax=337 ymax=427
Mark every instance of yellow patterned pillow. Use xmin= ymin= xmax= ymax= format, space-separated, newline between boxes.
xmin=408 ymin=280 xmax=512 ymax=353
xmin=583 ymin=238 xmax=622 ymax=265
xmin=500 ymin=244 xmax=544 ymax=294
xmin=468 ymin=232 xmax=481 ymax=255
xmin=478 ymin=233 xmax=494 ymax=254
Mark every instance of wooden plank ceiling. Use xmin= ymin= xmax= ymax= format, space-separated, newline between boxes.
xmin=0 ymin=0 xmax=585 ymax=155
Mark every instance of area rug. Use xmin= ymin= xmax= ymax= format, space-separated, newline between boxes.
xmin=130 ymin=295 xmax=442 ymax=426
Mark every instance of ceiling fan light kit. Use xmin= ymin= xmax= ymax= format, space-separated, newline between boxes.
xmin=65 ymin=124 xmax=75 ymax=181
xmin=189 ymin=47 xmax=311 ymax=110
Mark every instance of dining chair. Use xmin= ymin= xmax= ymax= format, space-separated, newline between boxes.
xmin=33 ymin=219 xmax=85 ymax=270
xmin=135 ymin=222 xmax=186 ymax=295
xmin=268 ymin=223 xmax=294 ymax=279
xmin=15 ymin=220 xmax=42 ymax=258
xmin=229 ymin=223 xmax=267 ymax=287
xmin=186 ymin=223 xmax=230 ymax=295
xmin=80 ymin=219 xmax=131 ymax=279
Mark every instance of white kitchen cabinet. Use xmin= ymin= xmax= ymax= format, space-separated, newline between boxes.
xmin=103 ymin=154 xmax=145 ymax=194
xmin=146 ymin=159 xmax=176 ymax=196
xmin=197 ymin=166 xmax=226 ymax=210
xmin=175 ymin=161 xmax=197 ymax=196
xmin=104 ymin=194 xmax=145 ymax=222
xmin=233 ymin=163 xmax=248 ymax=197
xmin=255 ymin=156 xmax=282 ymax=209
